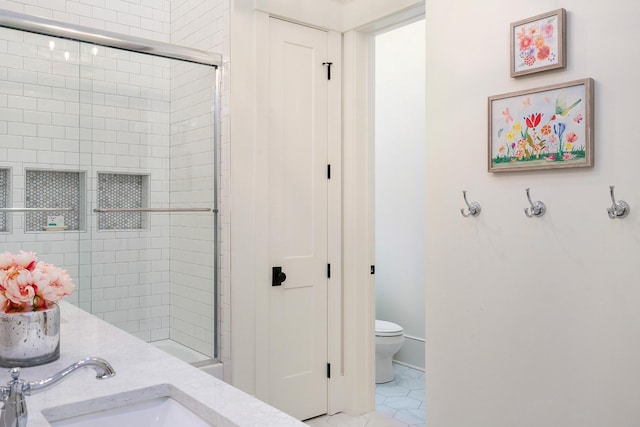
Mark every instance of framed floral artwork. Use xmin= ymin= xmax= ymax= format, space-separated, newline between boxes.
xmin=488 ymin=78 xmax=594 ymax=173
xmin=511 ymin=8 xmax=566 ymax=77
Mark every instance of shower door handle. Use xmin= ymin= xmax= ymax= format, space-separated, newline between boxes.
xmin=272 ymin=266 xmax=287 ymax=286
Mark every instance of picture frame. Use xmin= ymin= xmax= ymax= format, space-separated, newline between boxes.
xmin=488 ymin=78 xmax=593 ymax=173
xmin=510 ymin=8 xmax=566 ymax=77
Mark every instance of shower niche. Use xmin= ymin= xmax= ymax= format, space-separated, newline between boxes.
xmin=25 ymin=169 xmax=86 ymax=232
xmin=0 ymin=168 xmax=9 ymax=233
xmin=96 ymin=172 xmax=150 ymax=230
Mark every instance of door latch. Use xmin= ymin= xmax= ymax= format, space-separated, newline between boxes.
xmin=322 ymin=62 xmax=333 ymax=80
xmin=272 ymin=266 xmax=287 ymax=286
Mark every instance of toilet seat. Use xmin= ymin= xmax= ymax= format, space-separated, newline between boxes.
xmin=375 ymin=320 xmax=403 ymax=337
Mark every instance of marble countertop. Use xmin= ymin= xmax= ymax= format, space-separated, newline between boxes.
xmin=6 ymin=302 xmax=305 ymax=426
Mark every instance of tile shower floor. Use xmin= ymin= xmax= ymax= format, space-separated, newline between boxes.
xmin=305 ymin=363 xmax=425 ymax=427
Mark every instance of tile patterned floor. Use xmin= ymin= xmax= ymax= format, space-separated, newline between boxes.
xmin=376 ymin=364 xmax=425 ymax=426
xmin=305 ymin=364 xmax=425 ymax=427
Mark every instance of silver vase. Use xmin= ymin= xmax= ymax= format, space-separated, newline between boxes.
xmin=0 ymin=303 xmax=60 ymax=367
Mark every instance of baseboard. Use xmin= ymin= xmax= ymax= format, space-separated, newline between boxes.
xmin=394 ymin=334 xmax=425 ymax=370
xmin=392 ymin=359 xmax=425 ymax=373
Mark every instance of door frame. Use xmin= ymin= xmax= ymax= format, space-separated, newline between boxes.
xmin=341 ymin=4 xmax=426 ymax=414
xmin=254 ymin=11 xmax=344 ymax=416
xmin=239 ymin=3 xmax=425 ymax=417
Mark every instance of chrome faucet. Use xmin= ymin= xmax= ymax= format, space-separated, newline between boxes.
xmin=0 ymin=357 xmax=115 ymax=427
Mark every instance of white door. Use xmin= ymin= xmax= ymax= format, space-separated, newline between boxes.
xmin=268 ymin=17 xmax=329 ymax=420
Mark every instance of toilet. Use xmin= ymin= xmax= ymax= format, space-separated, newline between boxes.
xmin=375 ymin=320 xmax=405 ymax=384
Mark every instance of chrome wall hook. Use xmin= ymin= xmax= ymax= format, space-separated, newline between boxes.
xmin=460 ymin=190 xmax=481 ymax=217
xmin=523 ymin=188 xmax=546 ymax=218
xmin=607 ymin=185 xmax=630 ymax=219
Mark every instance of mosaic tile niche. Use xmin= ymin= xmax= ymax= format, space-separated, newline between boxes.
xmin=97 ymin=173 xmax=149 ymax=230
xmin=25 ymin=170 xmax=85 ymax=232
xmin=0 ymin=169 xmax=8 ymax=232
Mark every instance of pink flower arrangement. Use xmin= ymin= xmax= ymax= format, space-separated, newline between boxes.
xmin=0 ymin=251 xmax=74 ymax=313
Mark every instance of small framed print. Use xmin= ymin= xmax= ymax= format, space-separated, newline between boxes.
xmin=488 ymin=78 xmax=594 ymax=173
xmin=510 ymin=8 xmax=566 ymax=77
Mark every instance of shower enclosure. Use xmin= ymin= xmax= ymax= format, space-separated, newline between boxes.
xmin=0 ymin=10 xmax=221 ymax=365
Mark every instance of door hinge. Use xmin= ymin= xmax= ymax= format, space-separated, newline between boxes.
xmin=371 ymin=265 xmax=375 ymax=274
xmin=327 ymin=263 xmax=331 ymax=278
xmin=327 ymin=363 xmax=331 ymax=378
xmin=327 ymin=164 xmax=331 ymax=179
xmin=322 ymin=62 xmax=333 ymax=80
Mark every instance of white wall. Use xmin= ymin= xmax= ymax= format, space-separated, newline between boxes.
xmin=375 ymin=19 xmax=425 ymax=369
xmin=426 ymin=1 xmax=640 ymax=425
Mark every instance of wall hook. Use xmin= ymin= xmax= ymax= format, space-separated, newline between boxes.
xmin=606 ymin=185 xmax=630 ymax=219
xmin=460 ymin=190 xmax=481 ymax=217
xmin=523 ymin=188 xmax=546 ymax=218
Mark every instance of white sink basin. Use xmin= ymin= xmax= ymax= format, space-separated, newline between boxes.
xmin=42 ymin=384 xmax=217 ymax=427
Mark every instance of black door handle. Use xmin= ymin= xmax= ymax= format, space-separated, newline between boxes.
xmin=272 ymin=266 xmax=287 ymax=286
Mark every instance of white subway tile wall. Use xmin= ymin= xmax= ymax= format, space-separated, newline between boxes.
xmin=0 ymin=28 xmax=85 ymax=296
xmin=170 ymin=0 xmax=230 ymax=370
xmin=168 ymin=59 xmax=216 ymax=357
xmin=0 ymin=0 xmax=229 ymax=363
xmin=82 ymin=42 xmax=175 ymax=345
xmin=1 ymin=0 xmax=172 ymax=42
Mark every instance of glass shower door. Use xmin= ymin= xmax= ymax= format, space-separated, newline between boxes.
xmin=0 ymin=13 xmax=218 ymax=363
xmin=0 ymin=19 xmax=219 ymax=366
xmin=78 ymin=43 xmax=218 ymax=362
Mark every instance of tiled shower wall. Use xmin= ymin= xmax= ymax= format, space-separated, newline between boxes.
xmin=168 ymin=60 xmax=216 ymax=357
xmin=0 ymin=28 xmax=86 ymax=291
xmin=0 ymin=0 xmax=230 ymax=363
xmin=170 ymin=0 xmax=230 ymax=368
xmin=0 ymin=0 xmax=172 ymax=43
xmin=80 ymin=45 xmax=174 ymax=342
xmin=0 ymin=27 xmax=175 ymax=341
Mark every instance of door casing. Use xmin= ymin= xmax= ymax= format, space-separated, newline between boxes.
xmin=246 ymin=3 xmax=425 ymax=417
